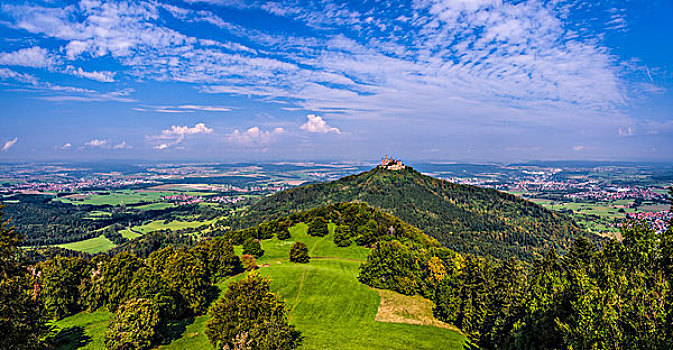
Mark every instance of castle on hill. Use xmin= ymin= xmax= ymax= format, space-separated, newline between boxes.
xmin=378 ymin=156 xmax=405 ymax=170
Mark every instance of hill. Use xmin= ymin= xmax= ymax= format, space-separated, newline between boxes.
xmin=52 ymin=220 xmax=467 ymax=349
xmin=221 ymin=166 xmax=589 ymax=262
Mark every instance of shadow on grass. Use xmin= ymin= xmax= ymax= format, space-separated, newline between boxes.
xmin=51 ymin=326 xmax=91 ymax=350
xmin=159 ymin=316 xmax=196 ymax=345
xmin=205 ymin=284 xmax=222 ymax=308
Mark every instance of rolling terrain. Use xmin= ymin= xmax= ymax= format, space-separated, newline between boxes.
xmin=222 ymin=166 xmax=589 ymax=261
xmin=53 ymin=222 xmax=467 ymax=349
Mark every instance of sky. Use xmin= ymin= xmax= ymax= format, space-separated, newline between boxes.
xmin=0 ymin=0 xmax=671 ymax=163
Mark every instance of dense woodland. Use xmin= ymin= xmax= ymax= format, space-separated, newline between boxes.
xmin=358 ymin=188 xmax=673 ymax=349
xmin=220 ymin=167 xmax=587 ymax=262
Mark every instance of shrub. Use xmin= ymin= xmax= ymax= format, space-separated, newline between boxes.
xmin=104 ymin=298 xmax=161 ymax=350
xmin=243 ymin=238 xmax=264 ymax=258
xmin=334 ymin=225 xmax=352 ymax=247
xmin=289 ymin=242 xmax=310 ymax=263
xmin=276 ymin=227 xmax=291 ymax=240
xmin=241 ymin=254 xmax=258 ymax=271
xmin=307 ymin=217 xmax=328 ymax=237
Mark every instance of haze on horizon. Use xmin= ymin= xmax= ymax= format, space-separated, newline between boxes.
xmin=0 ymin=0 xmax=671 ymax=163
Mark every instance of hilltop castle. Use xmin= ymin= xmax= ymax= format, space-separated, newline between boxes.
xmin=378 ymin=156 xmax=405 ymax=170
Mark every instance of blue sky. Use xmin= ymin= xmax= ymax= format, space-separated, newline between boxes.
xmin=0 ymin=0 xmax=671 ymax=162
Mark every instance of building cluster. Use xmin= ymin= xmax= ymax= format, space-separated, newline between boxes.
xmin=0 ymin=178 xmax=155 ymax=194
xmin=162 ymin=194 xmax=245 ymax=206
xmin=625 ymin=211 xmax=672 ymax=233
xmin=378 ymin=156 xmax=405 ymax=170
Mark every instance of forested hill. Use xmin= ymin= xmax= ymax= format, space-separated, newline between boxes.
xmin=222 ymin=166 xmax=590 ymax=262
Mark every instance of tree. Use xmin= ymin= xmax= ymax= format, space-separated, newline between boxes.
xmin=0 ymin=206 xmax=49 ymax=349
xmin=358 ymin=241 xmax=420 ymax=295
xmin=276 ymin=222 xmax=291 ymax=240
xmin=191 ymin=238 xmax=241 ymax=279
xmin=104 ymin=298 xmax=161 ymax=350
xmin=160 ymin=249 xmax=210 ymax=316
xmin=100 ymin=252 xmax=144 ymax=311
xmin=333 ymin=225 xmax=351 ymax=247
xmin=39 ymin=256 xmax=88 ymax=320
xmin=289 ymin=242 xmax=310 ymax=263
xmin=307 ymin=217 xmax=328 ymax=237
xmin=243 ymin=238 xmax=264 ymax=258
xmin=205 ymin=273 xmax=301 ymax=350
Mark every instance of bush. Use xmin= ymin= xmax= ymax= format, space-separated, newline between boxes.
xmin=276 ymin=227 xmax=291 ymax=240
xmin=334 ymin=225 xmax=352 ymax=247
xmin=289 ymin=242 xmax=310 ymax=263
xmin=104 ymin=298 xmax=161 ymax=350
xmin=241 ymin=254 xmax=258 ymax=271
xmin=243 ymin=238 xmax=264 ymax=258
xmin=307 ymin=217 xmax=328 ymax=237
xmin=205 ymin=273 xmax=301 ymax=350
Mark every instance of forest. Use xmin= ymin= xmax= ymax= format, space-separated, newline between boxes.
xmin=358 ymin=188 xmax=673 ymax=349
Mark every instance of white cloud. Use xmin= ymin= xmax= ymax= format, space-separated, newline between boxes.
xmin=177 ymin=105 xmax=232 ymax=112
xmin=0 ymin=46 xmax=56 ymax=68
xmin=572 ymin=145 xmax=585 ymax=151
xmin=56 ymin=142 xmax=72 ymax=150
xmin=149 ymin=122 xmax=213 ymax=149
xmin=300 ymin=114 xmax=341 ymax=134
xmin=227 ymin=126 xmax=284 ymax=145
xmin=66 ymin=66 xmax=116 ymax=82
xmin=112 ymin=141 xmax=131 ymax=149
xmin=1 ymin=137 xmax=18 ymax=152
xmin=618 ymin=127 xmax=635 ymax=137
xmin=85 ymin=139 xmax=107 ymax=148
xmin=134 ymin=105 xmax=232 ymax=113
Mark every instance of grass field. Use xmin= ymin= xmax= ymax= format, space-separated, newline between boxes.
xmin=53 ymin=223 xmax=467 ymax=349
xmin=54 ymin=190 xmax=175 ymax=206
xmin=131 ymin=218 xmax=217 ymax=234
xmin=55 ymin=234 xmax=115 ymax=254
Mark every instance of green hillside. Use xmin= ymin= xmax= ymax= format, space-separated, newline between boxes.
xmin=53 ymin=222 xmax=467 ymax=349
xmin=222 ymin=166 xmax=589 ymax=262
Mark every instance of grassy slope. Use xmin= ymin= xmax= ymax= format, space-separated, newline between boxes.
xmin=54 ymin=234 xmax=115 ymax=254
xmin=54 ymin=224 xmax=466 ymax=350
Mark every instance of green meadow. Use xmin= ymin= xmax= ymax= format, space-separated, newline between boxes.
xmin=54 ymin=223 xmax=466 ymax=349
xmin=55 ymin=234 xmax=115 ymax=254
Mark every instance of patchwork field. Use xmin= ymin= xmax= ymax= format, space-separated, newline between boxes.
xmin=53 ymin=223 xmax=467 ymax=349
xmin=55 ymin=234 xmax=115 ymax=254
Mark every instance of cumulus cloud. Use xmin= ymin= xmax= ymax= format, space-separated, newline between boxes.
xmin=227 ymin=126 xmax=284 ymax=145
xmin=0 ymin=46 xmax=56 ymax=67
xmin=148 ymin=122 xmax=213 ymax=149
xmin=56 ymin=142 xmax=72 ymax=150
xmin=572 ymin=145 xmax=585 ymax=151
xmin=1 ymin=137 xmax=18 ymax=152
xmin=85 ymin=139 xmax=107 ymax=148
xmin=300 ymin=114 xmax=341 ymax=134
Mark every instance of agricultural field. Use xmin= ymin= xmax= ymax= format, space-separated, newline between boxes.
xmin=53 ymin=190 xmax=174 ymax=206
xmin=53 ymin=223 xmax=467 ymax=350
xmin=55 ymin=234 xmax=115 ymax=254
